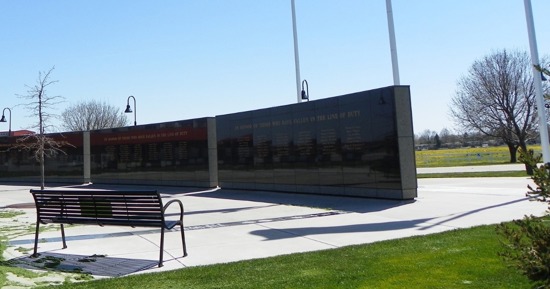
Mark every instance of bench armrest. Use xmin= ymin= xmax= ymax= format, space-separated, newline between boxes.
xmin=163 ymin=199 xmax=184 ymax=224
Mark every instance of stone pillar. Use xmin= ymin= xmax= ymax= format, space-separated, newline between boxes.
xmin=207 ymin=117 xmax=218 ymax=187
xmin=394 ymin=86 xmax=417 ymax=199
xmin=83 ymin=131 xmax=91 ymax=184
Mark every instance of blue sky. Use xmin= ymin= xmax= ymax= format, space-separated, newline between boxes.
xmin=1 ymin=0 xmax=549 ymax=136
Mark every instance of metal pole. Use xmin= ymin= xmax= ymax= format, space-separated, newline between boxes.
xmin=524 ymin=0 xmax=550 ymax=163
xmin=132 ymin=96 xmax=136 ymax=126
xmin=291 ymin=0 xmax=302 ymax=103
xmin=7 ymin=108 xmax=10 ymax=136
xmin=1 ymin=108 xmax=11 ymax=136
xmin=386 ymin=0 xmax=400 ymax=85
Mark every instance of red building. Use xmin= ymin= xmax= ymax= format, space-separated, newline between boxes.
xmin=0 ymin=130 xmax=35 ymax=137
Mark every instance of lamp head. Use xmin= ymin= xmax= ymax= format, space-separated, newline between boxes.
xmin=124 ymin=105 xmax=132 ymax=113
xmin=301 ymin=89 xmax=308 ymax=100
xmin=0 ymin=115 xmax=5 ymax=122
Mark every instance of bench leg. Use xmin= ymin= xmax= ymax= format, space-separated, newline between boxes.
xmin=32 ymin=222 xmax=40 ymax=257
xmin=60 ymin=224 xmax=67 ymax=249
xmin=159 ymin=228 xmax=165 ymax=267
xmin=180 ymin=224 xmax=187 ymax=257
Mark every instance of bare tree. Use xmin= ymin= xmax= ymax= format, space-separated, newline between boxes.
xmin=417 ymin=129 xmax=436 ymax=145
xmin=439 ymin=128 xmax=451 ymax=144
xmin=61 ymin=100 xmax=129 ymax=131
xmin=450 ymin=49 xmax=545 ymax=164
xmin=16 ymin=67 xmax=69 ymax=189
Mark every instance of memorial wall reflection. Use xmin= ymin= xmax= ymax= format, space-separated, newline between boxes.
xmin=0 ymin=132 xmax=83 ymax=179
xmin=217 ymin=87 xmax=403 ymax=197
xmin=0 ymin=87 xmax=414 ymax=199
xmin=0 ymin=119 xmax=212 ymax=185
xmin=90 ymin=118 xmax=210 ymax=185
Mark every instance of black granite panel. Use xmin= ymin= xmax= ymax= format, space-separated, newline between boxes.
xmin=271 ymin=115 xmax=294 ymax=166
xmin=43 ymin=132 xmax=84 ymax=175
xmin=216 ymin=87 xmax=418 ymax=198
xmin=292 ymin=101 xmax=318 ymax=185
xmin=216 ymin=115 xmax=235 ymax=180
xmin=253 ymin=108 xmax=273 ymax=168
xmin=0 ymin=132 xmax=83 ymax=179
xmin=215 ymin=86 xmax=414 ymax=199
xmin=315 ymin=97 xmax=342 ymax=167
xmin=318 ymin=170 xmax=344 ymax=186
xmin=253 ymin=108 xmax=273 ymax=183
xmin=216 ymin=111 xmax=254 ymax=183
xmin=90 ymin=118 xmax=210 ymax=183
xmin=270 ymin=107 xmax=295 ymax=184
xmin=339 ymin=94 xmax=373 ymax=169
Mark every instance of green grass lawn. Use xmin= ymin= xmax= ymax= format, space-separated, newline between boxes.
xmin=417 ymin=170 xmax=530 ymax=178
xmin=44 ymin=225 xmax=531 ymax=289
xmin=415 ymin=146 xmax=540 ymax=168
xmin=415 ymin=145 xmax=539 ymax=177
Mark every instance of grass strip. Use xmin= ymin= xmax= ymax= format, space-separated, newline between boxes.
xmin=46 ymin=225 xmax=530 ymax=289
xmin=417 ymin=171 xmax=529 ymax=178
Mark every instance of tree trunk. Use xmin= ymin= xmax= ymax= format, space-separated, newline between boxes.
xmin=40 ymin=153 xmax=45 ymax=190
xmin=39 ymin=90 xmax=44 ymax=190
xmin=507 ymin=143 xmax=517 ymax=163
xmin=519 ymin=143 xmax=534 ymax=176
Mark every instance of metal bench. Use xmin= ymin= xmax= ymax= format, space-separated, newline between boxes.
xmin=30 ymin=189 xmax=187 ymax=267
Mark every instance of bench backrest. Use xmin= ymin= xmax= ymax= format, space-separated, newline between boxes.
xmin=30 ymin=189 xmax=165 ymax=227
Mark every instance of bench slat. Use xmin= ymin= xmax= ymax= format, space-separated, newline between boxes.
xmin=42 ymin=217 xmax=164 ymax=226
xmin=31 ymin=190 xmax=166 ymax=226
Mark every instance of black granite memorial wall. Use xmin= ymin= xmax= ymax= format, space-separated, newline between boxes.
xmin=0 ymin=132 xmax=83 ymax=182
xmin=89 ymin=118 xmax=215 ymax=187
xmin=216 ymin=86 xmax=417 ymax=199
xmin=0 ymin=118 xmax=216 ymax=186
xmin=0 ymin=86 xmax=415 ymax=200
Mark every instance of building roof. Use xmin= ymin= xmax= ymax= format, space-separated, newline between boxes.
xmin=0 ymin=130 xmax=35 ymax=137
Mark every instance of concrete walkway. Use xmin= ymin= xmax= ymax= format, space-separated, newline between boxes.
xmin=0 ymin=172 xmax=546 ymax=284
xmin=417 ymin=163 xmax=525 ymax=174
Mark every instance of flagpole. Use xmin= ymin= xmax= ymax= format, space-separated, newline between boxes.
xmin=524 ymin=0 xmax=550 ymax=163
xmin=291 ymin=0 xmax=302 ymax=103
xmin=386 ymin=0 xmax=400 ymax=85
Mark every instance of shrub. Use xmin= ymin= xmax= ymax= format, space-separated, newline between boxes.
xmin=497 ymin=216 xmax=550 ymax=288
xmin=497 ymin=149 xmax=550 ymax=288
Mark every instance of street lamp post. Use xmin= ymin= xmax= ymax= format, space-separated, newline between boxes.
xmin=291 ymin=0 xmax=302 ymax=103
xmin=125 ymin=95 xmax=137 ymax=126
xmin=0 ymin=107 xmax=12 ymax=136
xmin=386 ymin=0 xmax=401 ymax=85
xmin=524 ymin=0 xmax=550 ymax=163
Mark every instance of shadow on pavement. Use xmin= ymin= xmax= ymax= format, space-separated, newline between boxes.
xmin=11 ymin=252 xmax=159 ymax=277
xmin=6 ymin=182 xmax=415 ymax=214
xmin=179 ymin=188 xmax=415 ymax=214
xmin=249 ymin=218 xmax=434 ymax=240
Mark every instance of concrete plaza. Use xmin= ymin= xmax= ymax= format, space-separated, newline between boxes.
xmin=0 ymin=171 xmax=546 ymax=283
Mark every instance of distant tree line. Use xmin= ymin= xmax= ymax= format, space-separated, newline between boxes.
xmin=414 ymin=128 xmax=538 ymax=150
